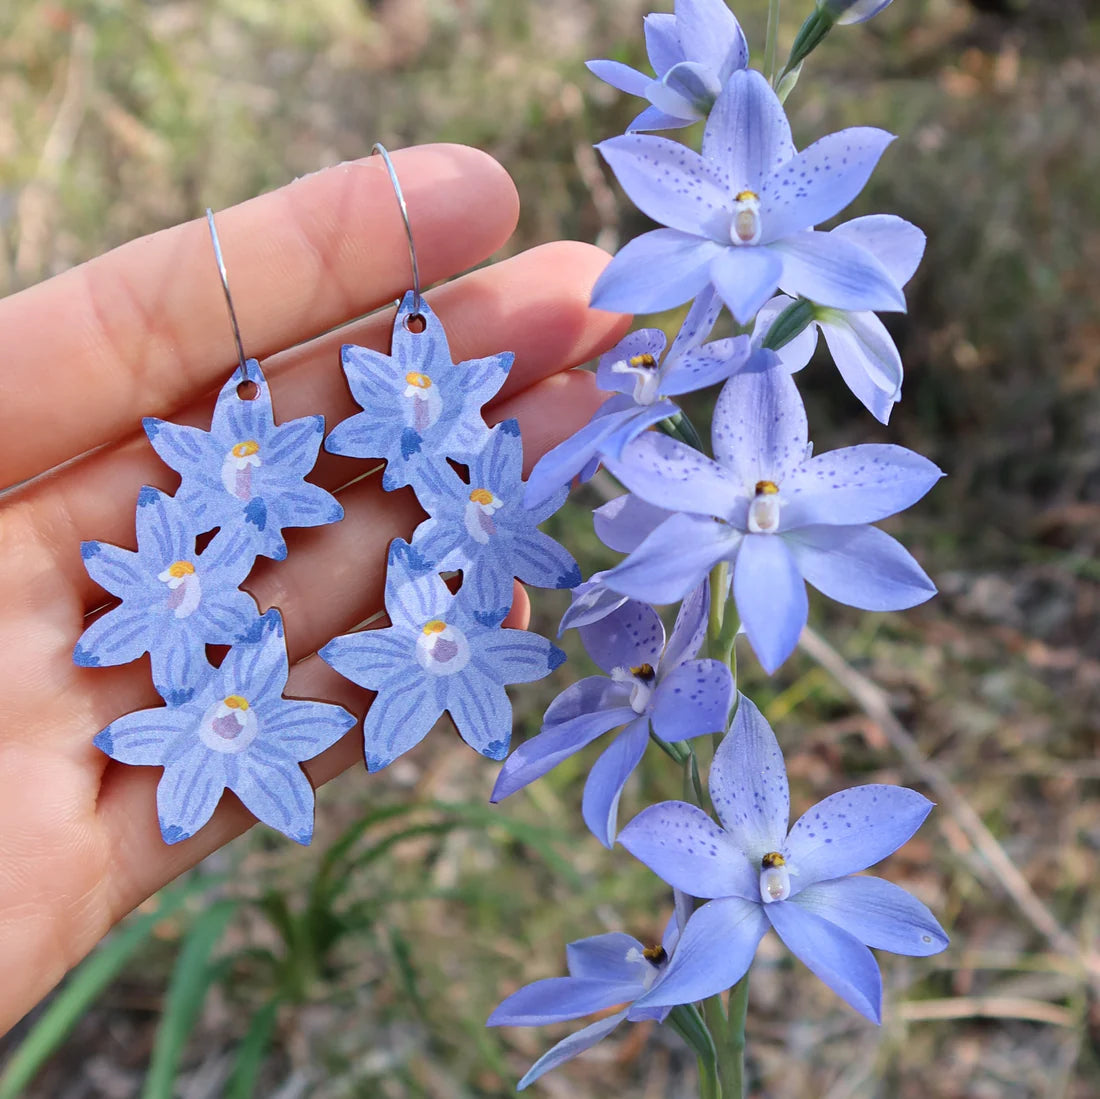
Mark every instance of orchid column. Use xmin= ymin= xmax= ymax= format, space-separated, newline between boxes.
xmin=488 ymin=2 xmax=948 ymax=1095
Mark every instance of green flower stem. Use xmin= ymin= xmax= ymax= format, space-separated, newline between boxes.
xmin=651 ymin=729 xmax=690 ymax=765
xmin=764 ymin=0 xmax=782 ymax=86
xmin=658 ymin=409 xmax=705 ymax=451
xmin=723 ymin=976 xmax=751 ymax=1098
xmin=668 ymin=1005 xmax=720 ymax=1099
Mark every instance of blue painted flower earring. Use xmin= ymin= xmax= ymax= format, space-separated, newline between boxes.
xmin=320 ymin=145 xmax=577 ymax=771
xmin=77 ymin=211 xmax=354 ymax=846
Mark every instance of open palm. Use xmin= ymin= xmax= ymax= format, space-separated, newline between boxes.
xmin=0 ymin=143 xmax=626 ymax=1033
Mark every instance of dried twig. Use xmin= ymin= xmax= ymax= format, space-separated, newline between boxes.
xmin=799 ymin=625 xmax=1100 ymax=993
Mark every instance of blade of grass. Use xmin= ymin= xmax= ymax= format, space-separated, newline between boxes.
xmin=141 ymin=899 xmax=239 ymax=1099
xmin=224 ymin=1001 xmax=279 ymax=1099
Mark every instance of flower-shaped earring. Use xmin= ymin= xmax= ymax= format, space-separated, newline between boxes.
xmin=78 ymin=211 xmax=353 ymax=845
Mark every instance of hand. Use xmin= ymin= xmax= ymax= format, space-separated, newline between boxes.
xmin=0 ymin=143 xmax=627 ymax=1033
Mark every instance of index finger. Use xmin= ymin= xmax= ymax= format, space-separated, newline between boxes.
xmin=0 ymin=144 xmax=520 ymax=488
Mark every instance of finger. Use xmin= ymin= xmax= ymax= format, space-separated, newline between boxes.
xmin=0 ymin=144 xmax=520 ymax=487
xmin=12 ymin=241 xmax=626 ymax=607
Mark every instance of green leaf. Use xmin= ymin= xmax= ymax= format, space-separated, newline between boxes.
xmin=141 ymin=900 xmax=239 ymax=1099
xmin=224 ymin=1001 xmax=279 ymax=1099
xmin=0 ymin=879 xmax=215 ymax=1099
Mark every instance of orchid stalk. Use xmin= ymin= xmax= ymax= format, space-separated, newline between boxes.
xmin=488 ymin=2 xmax=947 ymax=1094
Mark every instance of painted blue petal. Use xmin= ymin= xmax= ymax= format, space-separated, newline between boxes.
xmin=602 ymin=513 xmax=738 ymax=605
xmin=558 ymin=576 xmax=630 ymax=633
xmin=712 ymin=360 xmax=809 ymax=485
xmin=446 ymin=667 xmax=513 ymax=760
xmin=595 ymin=329 xmax=668 ymax=395
xmin=819 ymin=311 xmax=902 ymax=423
xmin=461 ymin=562 xmax=514 ymax=626
xmin=784 ymin=524 xmax=937 ymax=611
xmin=360 ymin=682 xmax=439 ymax=771
xmin=602 ymin=432 xmax=741 ymax=517
xmin=511 ymin=530 xmax=581 ymax=591
xmin=590 ymin=229 xmax=720 ymax=314
xmin=133 ymin=488 xmax=191 ymax=563
xmin=793 ymin=877 xmax=949 ymax=957
xmin=157 ymin=747 xmax=228 ymax=844
xmin=218 ymin=609 xmax=288 ymax=703
xmin=774 ymin=231 xmax=906 ymax=313
xmin=384 ymin=545 xmax=452 ymax=628
xmin=94 ymin=705 xmax=189 ymax=765
xmin=634 ymin=897 xmax=768 ymax=1009
xmin=733 ymin=533 xmax=807 ymax=674
xmin=490 ymin=705 xmax=635 ymax=800
xmin=233 ymin=755 xmax=316 ymax=844
xmin=592 ymin=494 xmax=674 ymax=554
xmin=586 ymin=59 xmax=651 ymax=97
xmin=709 ymin=246 xmax=785 ymax=325
xmin=319 ymin=627 xmax=411 ymax=690
xmin=567 ymin=932 xmax=647 ymax=981
xmin=660 ymin=579 xmax=709 ymax=669
xmin=209 ymin=359 xmax=274 ymax=438
xmin=74 ymin=605 xmax=150 ymax=667
xmin=261 ymin=698 xmax=356 ymax=759
xmin=765 ymin=901 xmax=883 ymax=1023
xmin=831 ymin=214 xmax=925 ymax=288
xmin=708 ymin=695 xmax=789 ymax=856
xmin=193 ymin=587 xmax=261 ymax=639
xmin=659 ymin=336 xmax=753 ymax=395
xmin=650 ymin=659 xmax=733 ymax=742
xmin=786 ymin=784 xmax=934 ymax=886
xmin=582 ymin=717 xmax=650 ymax=847
xmin=514 ymin=1013 xmax=627 ymax=1091
xmin=781 ymin=444 xmax=943 ymax=528
xmin=144 ymin=418 xmax=210 ymax=476
xmin=149 ymin=634 xmax=212 ymax=699
xmin=677 ymin=0 xmax=749 ymax=77
xmin=488 ymin=977 xmax=641 ymax=1027
xmin=643 ymin=12 xmax=683 ymax=75
xmin=760 ymin=128 xmax=895 ymax=242
xmin=478 ymin=629 xmax=565 ymax=684
xmin=262 ymin=415 xmax=324 ymax=471
xmin=79 ymin=540 xmax=142 ymax=593
xmin=270 ymin=482 xmax=343 ymax=530
xmin=580 ymin=600 xmax=665 ymax=675
xmin=702 ymin=69 xmax=795 ymax=191
xmin=619 ymin=801 xmax=757 ymax=899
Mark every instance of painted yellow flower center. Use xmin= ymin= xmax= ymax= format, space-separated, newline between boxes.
xmin=469 ymin=488 xmax=495 ymax=506
xmin=224 ymin=695 xmax=250 ymax=711
xmin=166 ymin=560 xmax=195 ymax=579
xmin=405 ymin=372 xmax=432 ymax=389
xmin=422 ymin=619 xmax=447 ymax=635
xmin=232 ymin=440 xmax=260 ymax=458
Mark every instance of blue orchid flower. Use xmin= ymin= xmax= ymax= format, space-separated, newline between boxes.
xmin=488 ymin=892 xmax=693 ymax=1090
xmin=587 ymin=0 xmax=748 ymax=131
xmin=74 ymin=487 xmax=260 ymax=702
xmin=144 ymin=359 xmax=342 ymax=562
xmin=492 ymin=583 xmax=732 ymax=847
xmin=591 ymin=68 xmax=906 ymax=323
xmin=524 ymin=287 xmax=751 ymax=509
xmin=619 ymin=695 xmax=949 ymax=1022
xmin=409 ymin=420 xmax=580 ymax=621
xmin=325 ymin=291 xmax=512 ymax=500
xmin=756 ymin=215 xmax=927 ymax=423
xmin=601 ymin=362 xmax=942 ymax=673
xmin=824 ymin=0 xmax=895 ymax=24
xmin=320 ymin=542 xmax=565 ymax=770
xmin=92 ymin=610 xmax=355 ymax=845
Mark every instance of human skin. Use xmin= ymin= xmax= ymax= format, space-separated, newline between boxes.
xmin=0 ymin=142 xmax=629 ymax=1034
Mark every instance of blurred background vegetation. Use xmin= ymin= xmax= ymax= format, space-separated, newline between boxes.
xmin=1 ymin=0 xmax=1099 ymax=1095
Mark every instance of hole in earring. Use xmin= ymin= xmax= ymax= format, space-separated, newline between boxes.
xmin=403 ymin=313 xmax=426 ymax=334
xmin=236 ymin=379 xmax=259 ymax=401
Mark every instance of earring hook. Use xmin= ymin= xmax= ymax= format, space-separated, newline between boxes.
xmin=206 ymin=208 xmax=249 ymax=382
xmin=371 ymin=143 xmax=423 ymax=316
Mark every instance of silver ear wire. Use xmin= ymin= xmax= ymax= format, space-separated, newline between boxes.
xmin=371 ymin=143 xmax=423 ymax=317
xmin=206 ymin=208 xmax=249 ymax=382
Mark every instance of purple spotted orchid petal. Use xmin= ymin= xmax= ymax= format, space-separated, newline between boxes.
xmin=513 ymin=1014 xmax=628 ymax=1091
xmin=649 ymin=659 xmax=733 ymax=742
xmin=831 ymin=214 xmax=925 ymax=288
xmin=580 ymin=598 xmax=666 ymax=675
xmin=566 ymin=932 xmax=649 ymax=981
xmin=709 ymin=246 xmax=786 ymax=324
xmin=785 ymin=785 xmax=934 ymax=888
xmin=582 ymin=716 xmax=651 ymax=847
xmin=488 ymin=979 xmax=642 ymax=1028
xmin=593 ymin=494 xmax=675 ymax=554
xmin=818 ymin=310 xmax=904 ymax=422
xmin=733 ymin=531 xmax=809 ymax=675
xmin=558 ymin=574 xmax=630 ymax=633
xmin=659 ymin=579 xmax=709 ymax=670
xmin=774 ymin=231 xmax=907 ymax=314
